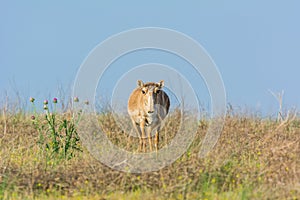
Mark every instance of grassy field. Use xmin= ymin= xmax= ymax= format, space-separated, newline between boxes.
xmin=0 ymin=99 xmax=299 ymax=199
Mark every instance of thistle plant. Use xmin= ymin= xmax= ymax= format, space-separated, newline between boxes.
xmin=30 ymin=97 xmax=83 ymax=162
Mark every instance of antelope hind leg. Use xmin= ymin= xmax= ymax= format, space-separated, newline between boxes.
xmin=154 ymin=129 xmax=159 ymax=153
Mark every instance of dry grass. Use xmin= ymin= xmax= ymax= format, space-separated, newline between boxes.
xmin=0 ymin=107 xmax=299 ymax=199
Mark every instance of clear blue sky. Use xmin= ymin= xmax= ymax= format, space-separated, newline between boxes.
xmin=1 ymin=1 xmax=300 ymax=115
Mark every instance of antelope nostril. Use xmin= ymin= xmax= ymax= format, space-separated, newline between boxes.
xmin=148 ymin=110 xmax=154 ymax=114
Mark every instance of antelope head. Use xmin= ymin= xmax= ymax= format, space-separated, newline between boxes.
xmin=137 ymin=80 xmax=164 ymax=118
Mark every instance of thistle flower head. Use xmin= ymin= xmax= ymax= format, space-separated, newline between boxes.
xmin=53 ymin=98 xmax=58 ymax=104
xmin=30 ymin=97 xmax=35 ymax=103
xmin=43 ymin=100 xmax=48 ymax=105
xmin=31 ymin=115 xmax=35 ymax=120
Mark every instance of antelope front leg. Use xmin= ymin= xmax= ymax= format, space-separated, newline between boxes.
xmin=146 ymin=127 xmax=153 ymax=152
xmin=140 ymin=121 xmax=146 ymax=152
xmin=131 ymin=119 xmax=142 ymax=152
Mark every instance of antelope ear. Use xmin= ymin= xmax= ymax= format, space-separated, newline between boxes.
xmin=158 ymin=80 xmax=164 ymax=88
xmin=137 ymin=80 xmax=144 ymax=88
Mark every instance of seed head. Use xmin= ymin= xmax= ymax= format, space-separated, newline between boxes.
xmin=43 ymin=105 xmax=48 ymax=110
xmin=30 ymin=97 xmax=35 ymax=103
xmin=74 ymin=97 xmax=79 ymax=102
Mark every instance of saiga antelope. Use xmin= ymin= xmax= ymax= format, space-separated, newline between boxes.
xmin=128 ymin=80 xmax=170 ymax=152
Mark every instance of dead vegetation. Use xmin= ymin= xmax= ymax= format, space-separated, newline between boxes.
xmin=0 ymin=107 xmax=299 ymax=199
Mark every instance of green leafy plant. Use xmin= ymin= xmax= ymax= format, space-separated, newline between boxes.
xmin=30 ymin=97 xmax=83 ymax=161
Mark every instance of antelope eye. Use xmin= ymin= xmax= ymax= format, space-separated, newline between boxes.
xmin=142 ymin=90 xmax=146 ymax=94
